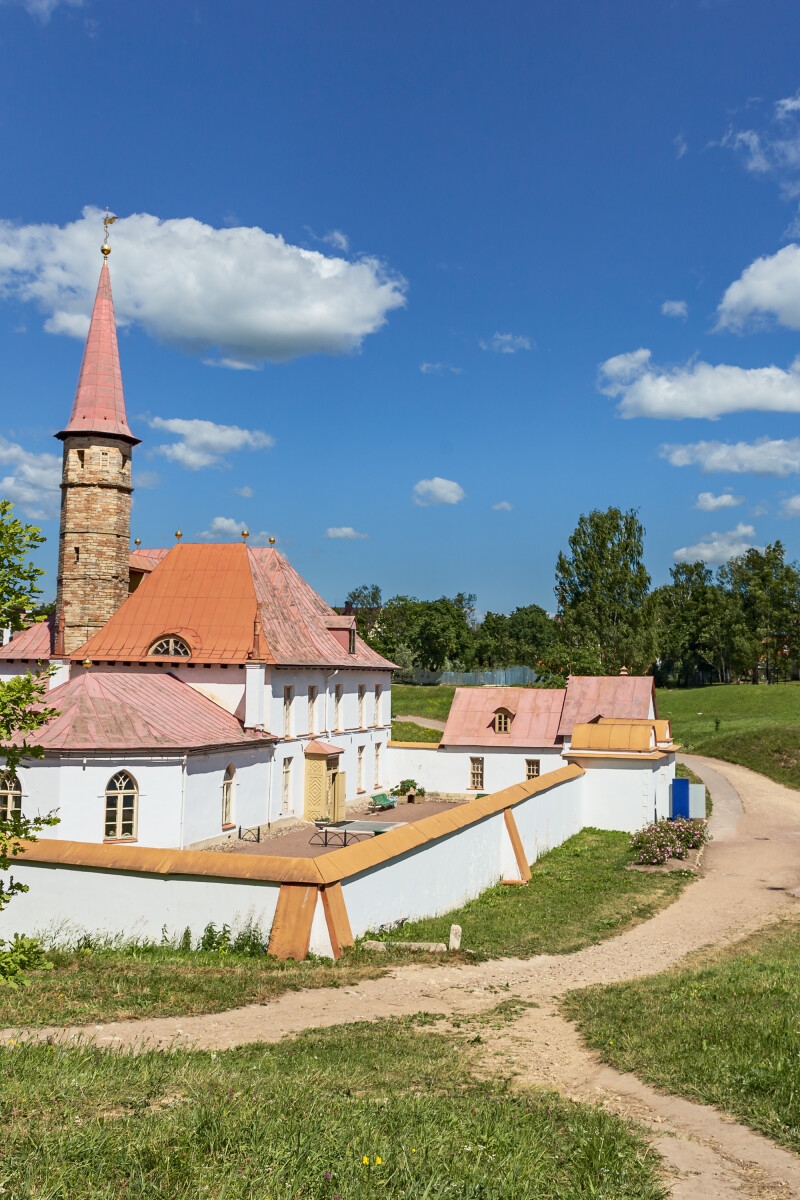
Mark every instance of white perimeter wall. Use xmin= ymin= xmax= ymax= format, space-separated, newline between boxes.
xmin=0 ymin=861 xmax=281 ymax=948
xmin=577 ymin=755 xmax=674 ymax=833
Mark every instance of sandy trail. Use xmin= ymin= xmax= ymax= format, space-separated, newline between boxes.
xmin=10 ymin=756 xmax=800 ymax=1198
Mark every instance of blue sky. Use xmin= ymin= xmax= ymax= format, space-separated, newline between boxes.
xmin=3 ymin=0 xmax=800 ymax=613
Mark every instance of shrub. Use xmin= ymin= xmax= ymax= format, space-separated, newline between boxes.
xmin=630 ymin=818 xmax=709 ymax=865
xmin=198 ymin=922 xmax=231 ymax=954
xmin=389 ymin=778 xmax=427 ymax=797
xmin=0 ymin=934 xmax=52 ymax=987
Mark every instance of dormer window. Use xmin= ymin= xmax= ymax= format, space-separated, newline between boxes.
xmin=493 ymin=708 xmax=513 ymax=734
xmin=149 ymin=635 xmax=191 ymax=658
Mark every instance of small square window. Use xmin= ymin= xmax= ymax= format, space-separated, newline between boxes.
xmin=526 ymin=759 xmax=541 ymax=781
xmin=470 ymin=757 xmax=484 ymax=790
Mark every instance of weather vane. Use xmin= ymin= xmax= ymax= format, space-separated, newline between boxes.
xmin=101 ymin=206 xmax=117 ymax=258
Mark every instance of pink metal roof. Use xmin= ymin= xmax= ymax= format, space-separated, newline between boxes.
xmin=71 ymin=542 xmax=395 ymax=670
xmin=304 ymin=739 xmax=344 ymax=755
xmin=0 ymin=615 xmax=54 ymax=661
xmin=441 ymin=686 xmax=567 ymax=748
xmin=24 ymin=670 xmax=274 ymax=753
xmin=129 ymin=548 xmax=170 ymax=573
xmin=557 ymin=675 xmax=656 ymax=737
xmin=57 ymin=260 xmax=139 ymax=445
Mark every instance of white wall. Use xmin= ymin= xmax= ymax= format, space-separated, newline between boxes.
xmin=182 ymin=749 xmax=273 ymax=846
xmin=0 ymin=860 xmax=281 ymax=948
xmin=576 ymin=755 xmax=674 ymax=833
xmin=387 ymin=743 xmax=566 ymax=795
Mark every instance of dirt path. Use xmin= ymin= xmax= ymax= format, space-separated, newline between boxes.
xmin=393 ymin=713 xmax=446 ymax=731
xmin=11 ymin=756 xmax=800 ymax=1198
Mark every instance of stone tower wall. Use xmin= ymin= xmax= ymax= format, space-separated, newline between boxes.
xmin=55 ymin=436 xmax=133 ymax=654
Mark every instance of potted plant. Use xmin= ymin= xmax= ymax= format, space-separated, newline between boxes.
xmin=389 ymin=779 xmax=427 ymax=803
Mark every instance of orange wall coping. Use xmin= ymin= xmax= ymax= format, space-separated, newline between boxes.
xmin=16 ymin=763 xmax=585 ymax=888
xmin=387 ymin=740 xmax=441 ymax=749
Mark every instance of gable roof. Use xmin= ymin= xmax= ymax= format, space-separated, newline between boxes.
xmin=21 ymin=669 xmax=275 ymax=754
xmin=440 ymin=686 xmax=567 ymax=748
xmin=557 ymin=675 xmax=656 ymax=737
xmin=71 ymin=542 xmax=394 ymax=670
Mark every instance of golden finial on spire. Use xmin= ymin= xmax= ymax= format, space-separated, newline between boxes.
xmin=268 ymin=536 xmax=276 ymax=545
xmin=101 ymin=206 xmax=117 ymax=258
xmin=241 ymin=528 xmax=250 ymax=540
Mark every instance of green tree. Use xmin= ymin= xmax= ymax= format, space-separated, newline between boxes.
xmin=555 ymin=507 xmax=655 ymax=673
xmin=717 ymin=543 xmax=800 ymax=683
xmin=0 ymin=500 xmax=46 ymax=631
xmin=344 ymin=583 xmax=383 ymax=642
xmin=506 ymin=604 xmax=557 ymax=665
xmin=0 ymin=503 xmax=60 ymax=921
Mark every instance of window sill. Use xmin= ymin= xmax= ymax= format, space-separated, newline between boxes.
xmin=357 ymin=788 xmax=366 ymax=794
xmin=103 ymin=837 xmax=138 ymax=844
xmin=221 ymin=823 xmax=236 ymax=831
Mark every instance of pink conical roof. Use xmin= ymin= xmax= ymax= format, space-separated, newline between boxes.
xmin=57 ymin=259 xmax=139 ymax=444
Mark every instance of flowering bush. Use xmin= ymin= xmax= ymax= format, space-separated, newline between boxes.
xmin=630 ymin=818 xmax=709 ymax=865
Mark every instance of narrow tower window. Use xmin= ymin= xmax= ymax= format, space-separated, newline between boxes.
xmin=221 ymin=764 xmax=235 ymax=827
xmin=76 ymin=450 xmax=85 ymax=469
xmin=74 ymin=546 xmax=80 ymax=564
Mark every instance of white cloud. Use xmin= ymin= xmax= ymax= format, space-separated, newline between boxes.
xmin=419 ymin=361 xmax=462 ymax=375
xmin=674 ymin=133 xmax=688 ymax=160
xmin=0 ymin=436 xmax=60 ymax=520
xmin=322 ymin=230 xmax=349 ymax=252
xmin=781 ymin=495 xmax=800 ymax=517
xmin=673 ymin=523 xmax=763 ymax=565
xmin=0 ymin=207 xmax=406 ymax=366
xmin=323 ymin=526 xmax=368 ymax=540
xmin=149 ymin=417 xmax=274 ymax=470
xmin=717 ymin=244 xmax=800 ymax=331
xmin=479 ymin=332 xmax=531 ymax=354
xmin=235 ymin=485 xmax=254 ymax=498
xmin=695 ymin=491 xmax=743 ymax=512
xmin=492 ymin=501 xmax=513 ymax=511
xmin=719 ymin=94 xmax=800 ymax=231
xmin=412 ymin=477 xmax=465 ymax=507
xmin=599 ymin=347 xmax=800 ymax=419
xmin=5 ymin=0 xmax=83 ymax=19
xmin=199 ymin=516 xmax=274 ymax=546
xmin=661 ymin=299 xmax=688 ymax=319
xmin=660 ymin=437 xmax=800 ymax=477
xmin=133 ymin=469 xmax=161 ymax=490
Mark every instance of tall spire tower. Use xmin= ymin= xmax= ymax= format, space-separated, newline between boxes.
xmin=54 ymin=214 xmax=140 ymax=655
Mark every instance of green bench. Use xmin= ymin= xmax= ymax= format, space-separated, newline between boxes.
xmin=368 ymin=792 xmax=397 ymax=811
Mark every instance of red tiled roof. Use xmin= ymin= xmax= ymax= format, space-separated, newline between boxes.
xmin=57 ymin=260 xmax=139 ymax=445
xmin=441 ymin=686 xmax=567 ymax=748
xmin=23 ymin=670 xmax=275 ymax=753
xmin=0 ymin=615 xmax=54 ymax=661
xmin=71 ymin=542 xmax=395 ymax=670
xmin=557 ymin=675 xmax=656 ymax=737
xmin=304 ymin=740 xmax=344 ymax=755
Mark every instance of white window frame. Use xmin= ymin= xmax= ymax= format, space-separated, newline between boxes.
xmin=374 ymin=742 xmax=381 ymax=787
xmin=374 ymin=683 xmax=382 ymax=726
xmin=335 ymin=683 xmax=343 ymax=731
xmin=307 ymin=685 xmax=317 ymax=735
xmin=358 ymin=684 xmax=366 ymax=728
xmin=357 ymin=744 xmax=365 ymax=792
xmin=222 ymin=763 xmax=235 ymax=827
xmin=104 ymin=770 xmax=138 ymax=841
xmin=282 ymin=757 xmax=292 ymax=814
xmin=283 ymin=686 xmax=294 ymax=737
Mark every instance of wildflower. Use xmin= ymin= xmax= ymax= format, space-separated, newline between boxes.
xmin=376 ymin=1156 xmax=382 ymax=1165
xmin=324 ymin=1173 xmax=331 ymax=1180
xmin=363 ymin=1156 xmax=369 ymax=1165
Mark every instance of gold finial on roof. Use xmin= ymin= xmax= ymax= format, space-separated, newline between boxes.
xmin=134 ymin=537 xmax=141 ymax=546
xmin=101 ymin=206 xmax=117 ymax=258
xmin=82 ymin=659 xmax=92 ymax=669
xmin=268 ymin=536 xmax=276 ymax=545
xmin=241 ymin=528 xmax=250 ymax=540
xmin=175 ymin=530 xmax=182 ymax=540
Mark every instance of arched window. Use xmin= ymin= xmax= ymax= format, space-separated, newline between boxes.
xmin=104 ymin=771 xmax=138 ymax=840
xmin=494 ymin=709 xmax=512 ymax=734
xmin=0 ymin=775 xmax=22 ymax=822
xmin=148 ymin=635 xmax=191 ymax=658
xmin=222 ymin=764 xmax=235 ymax=827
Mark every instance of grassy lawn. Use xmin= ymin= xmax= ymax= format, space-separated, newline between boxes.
xmin=562 ymin=916 xmax=800 ymax=1154
xmin=367 ymin=829 xmax=690 ymax=957
xmin=0 ymin=946 xmax=398 ymax=1029
xmin=658 ymin=682 xmax=800 ymax=789
xmin=2 ymin=1018 xmax=668 ymax=1199
xmin=391 ymin=719 xmax=441 ymax=742
xmin=391 ymin=683 xmax=456 ymax=720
